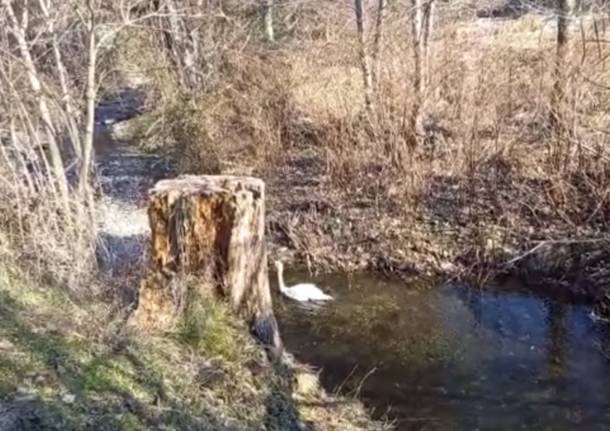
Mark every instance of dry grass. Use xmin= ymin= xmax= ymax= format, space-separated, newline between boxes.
xmin=141 ymin=3 xmax=610 ymax=291
xmin=0 ymin=1 xmax=99 ymax=291
xmin=0 ymin=152 xmax=97 ymax=289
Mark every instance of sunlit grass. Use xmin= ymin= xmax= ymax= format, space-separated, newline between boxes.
xmin=0 ymin=264 xmax=385 ymax=430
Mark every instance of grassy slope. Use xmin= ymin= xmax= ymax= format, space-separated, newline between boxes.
xmin=0 ymin=264 xmax=386 ymax=431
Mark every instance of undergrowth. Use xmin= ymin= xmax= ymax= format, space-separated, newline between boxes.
xmin=125 ymin=6 xmax=610 ymax=298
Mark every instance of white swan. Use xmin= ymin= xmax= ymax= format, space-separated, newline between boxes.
xmin=274 ymin=260 xmax=333 ymax=302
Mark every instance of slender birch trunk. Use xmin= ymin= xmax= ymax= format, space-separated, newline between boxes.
xmin=80 ymin=0 xmax=97 ymax=197
xmin=37 ymin=0 xmax=82 ymax=159
xmin=409 ymin=0 xmax=424 ymax=148
xmin=408 ymin=0 xmax=435 ymax=148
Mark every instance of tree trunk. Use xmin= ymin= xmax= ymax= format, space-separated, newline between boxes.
xmin=550 ymin=0 xmax=574 ymax=127
xmin=37 ymin=0 xmax=82 ymax=159
xmin=408 ymin=0 xmax=424 ymax=148
xmin=421 ymin=0 xmax=435 ymax=91
xmin=131 ymin=175 xmax=282 ymax=353
xmin=354 ymin=0 xmax=375 ymax=117
xmin=80 ymin=0 xmax=97 ymax=197
xmin=162 ymin=0 xmax=203 ymax=91
xmin=549 ymin=0 xmax=575 ymax=167
xmin=262 ymin=0 xmax=275 ymax=42
xmin=371 ymin=0 xmax=386 ymax=90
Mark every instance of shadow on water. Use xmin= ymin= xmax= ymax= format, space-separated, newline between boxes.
xmin=275 ymin=273 xmax=610 ymax=431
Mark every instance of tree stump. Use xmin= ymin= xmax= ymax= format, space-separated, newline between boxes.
xmin=131 ymin=175 xmax=282 ymax=353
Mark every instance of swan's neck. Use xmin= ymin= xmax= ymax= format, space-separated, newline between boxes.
xmin=277 ymin=267 xmax=287 ymax=293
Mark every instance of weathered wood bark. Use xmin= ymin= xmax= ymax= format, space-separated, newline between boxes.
xmin=131 ymin=175 xmax=282 ymax=353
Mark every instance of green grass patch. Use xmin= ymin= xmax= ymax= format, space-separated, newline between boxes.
xmin=0 ymin=262 xmax=385 ymax=430
xmin=177 ymin=287 xmax=249 ymax=362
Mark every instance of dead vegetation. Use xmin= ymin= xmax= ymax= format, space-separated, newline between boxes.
xmin=122 ymin=2 xmax=610 ymax=305
xmin=0 ymin=0 xmax=609 ymax=427
xmin=1 ymin=1 xmax=607 ymax=312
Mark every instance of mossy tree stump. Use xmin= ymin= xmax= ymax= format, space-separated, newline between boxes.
xmin=132 ymin=175 xmax=282 ymax=352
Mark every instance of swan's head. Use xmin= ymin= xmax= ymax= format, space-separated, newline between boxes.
xmin=274 ymin=260 xmax=284 ymax=273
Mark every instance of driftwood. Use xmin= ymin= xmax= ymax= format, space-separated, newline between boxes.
xmin=131 ymin=175 xmax=282 ymax=353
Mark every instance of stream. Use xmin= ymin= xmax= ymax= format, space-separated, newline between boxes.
xmin=275 ymin=273 xmax=610 ymax=431
xmin=94 ymin=89 xmax=173 ymax=278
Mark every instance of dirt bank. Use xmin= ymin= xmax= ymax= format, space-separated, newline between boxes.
xmin=263 ymin=143 xmax=610 ymax=304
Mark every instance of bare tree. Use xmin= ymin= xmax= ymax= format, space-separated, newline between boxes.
xmin=1 ymin=0 xmax=72 ymax=215
xmin=408 ymin=0 xmax=435 ymax=148
xmin=79 ymin=0 xmax=98 ymax=196
xmin=37 ymin=0 xmax=81 ymax=159
xmin=550 ymin=0 xmax=575 ymax=133
xmin=421 ymin=0 xmax=435 ymax=90
xmin=158 ymin=0 xmax=204 ymax=91
xmin=371 ymin=0 xmax=386 ymax=90
xmin=0 ymin=0 xmax=172 ymax=280
xmin=354 ymin=0 xmax=375 ymax=116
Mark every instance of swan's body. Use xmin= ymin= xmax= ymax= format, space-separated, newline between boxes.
xmin=275 ymin=261 xmax=333 ymax=302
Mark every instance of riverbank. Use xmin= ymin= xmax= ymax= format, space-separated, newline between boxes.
xmin=263 ymin=141 xmax=610 ymax=291
xmin=0 ymin=262 xmax=387 ymax=431
xmin=108 ymin=8 xmax=610 ymax=312
xmin=115 ymin=97 xmax=610 ymax=315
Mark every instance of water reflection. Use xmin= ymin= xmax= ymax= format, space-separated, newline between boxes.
xmin=546 ymin=302 xmax=567 ymax=378
xmin=275 ymin=273 xmax=610 ymax=431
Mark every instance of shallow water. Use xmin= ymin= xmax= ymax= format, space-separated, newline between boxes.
xmin=93 ymin=91 xmax=174 ymax=276
xmin=275 ymin=273 xmax=610 ymax=431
